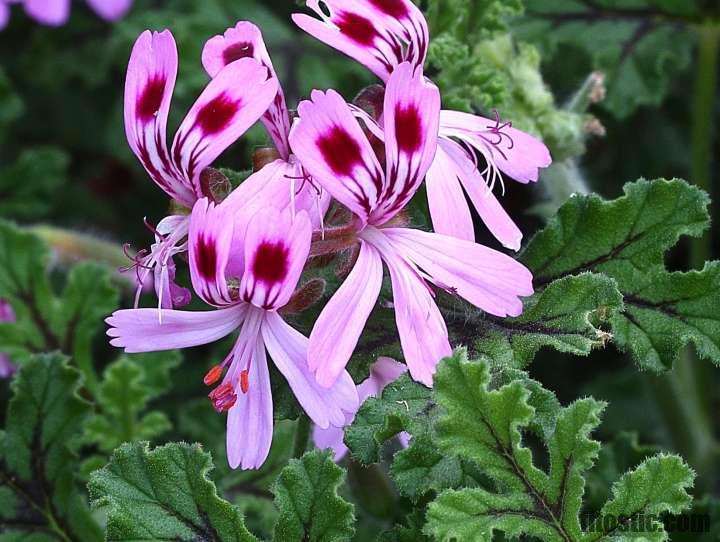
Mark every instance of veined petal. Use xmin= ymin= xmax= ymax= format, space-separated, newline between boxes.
xmin=291 ymin=89 xmax=384 ymax=226
xmin=372 ymin=63 xmax=440 ymax=224
xmin=263 ymin=312 xmax=358 ymax=429
xmin=240 ymin=208 xmax=311 ymax=310
xmin=106 ymin=304 xmax=247 ymax=353
xmin=188 ymin=198 xmax=235 ymax=306
xmin=202 ymin=21 xmax=291 ymax=159
xmin=226 ymin=312 xmax=274 ymax=469
xmin=383 ymin=227 xmax=534 ymax=317
xmin=308 ymin=241 xmax=383 ymax=388
xmin=438 ymin=139 xmax=523 ymax=250
xmin=24 ymin=0 xmax=69 ymax=26
xmin=124 ymin=30 xmax=194 ymax=205
xmin=292 ymin=0 xmax=427 ymax=82
xmin=86 ymin=0 xmax=132 ymax=21
xmin=171 ymin=57 xmax=278 ymax=200
xmin=440 ymin=110 xmax=552 ymax=184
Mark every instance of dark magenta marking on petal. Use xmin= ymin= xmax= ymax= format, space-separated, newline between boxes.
xmin=252 ymin=241 xmax=289 ymax=285
xmin=394 ymin=104 xmax=423 ymax=154
xmin=136 ymin=75 xmax=166 ymax=123
xmin=222 ymin=41 xmax=255 ymax=65
xmin=337 ymin=12 xmax=376 ymax=46
xmin=196 ymin=93 xmax=242 ymax=135
xmin=369 ymin=0 xmax=408 ymax=18
xmin=196 ymin=235 xmax=217 ymax=281
xmin=317 ymin=125 xmax=364 ymax=177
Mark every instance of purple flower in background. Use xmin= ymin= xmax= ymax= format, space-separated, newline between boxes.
xmin=0 ymin=299 xmax=16 ymax=378
xmin=314 ymin=357 xmax=409 ymax=461
xmin=1 ymin=0 xmax=133 ymax=28
xmin=107 ymin=198 xmax=358 ymax=469
xmin=293 ymin=0 xmax=552 ymax=249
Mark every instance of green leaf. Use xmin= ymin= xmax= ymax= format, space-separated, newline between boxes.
xmin=0 ymin=354 xmax=102 ymax=541
xmin=88 ymin=441 xmax=257 ymax=542
xmin=517 ymin=0 xmax=698 ymax=117
xmin=272 ymin=449 xmax=354 ymax=542
xmin=521 ymin=178 xmax=720 ymax=370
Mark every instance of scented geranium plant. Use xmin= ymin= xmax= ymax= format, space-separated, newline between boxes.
xmin=1 ymin=0 xmax=719 ymax=541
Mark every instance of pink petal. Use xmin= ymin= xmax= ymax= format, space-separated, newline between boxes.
xmin=263 ymin=312 xmax=359 ymax=429
xmin=85 ymin=0 xmax=132 ymax=21
xmin=383 ymin=227 xmax=534 ymax=317
xmin=240 ymin=208 xmax=312 ymax=310
xmin=357 ymin=356 xmax=407 ymax=401
xmin=188 ymin=198 xmax=235 ymax=306
xmin=124 ymin=30 xmax=195 ymax=206
xmin=439 ymin=139 xmax=523 ymax=250
xmin=202 ymin=21 xmax=291 ymax=158
xmin=0 ymin=3 xmax=10 ymax=30
xmin=372 ymin=62 xmax=440 ymax=224
xmin=24 ymin=0 xmax=69 ymax=26
xmin=226 ymin=316 xmax=274 ymax=469
xmin=312 ymin=423 xmax=348 ymax=461
xmin=440 ymin=110 xmax=552 ymax=184
xmin=308 ymin=241 xmax=383 ymax=388
xmin=292 ymin=0 xmax=428 ymax=82
xmin=106 ymin=304 xmax=247 ymax=353
xmin=171 ymin=57 xmax=278 ymax=199
xmin=290 ymin=89 xmax=384 ymax=227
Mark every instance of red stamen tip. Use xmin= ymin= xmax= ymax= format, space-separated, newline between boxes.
xmin=203 ymin=364 xmax=224 ymax=386
xmin=208 ymin=382 xmax=237 ymax=413
xmin=240 ymin=370 xmax=250 ymax=394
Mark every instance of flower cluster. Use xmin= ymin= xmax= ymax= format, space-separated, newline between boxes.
xmin=107 ymin=0 xmax=551 ymax=469
xmin=0 ymin=0 xmax=132 ymax=29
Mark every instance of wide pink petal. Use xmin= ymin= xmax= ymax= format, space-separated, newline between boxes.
xmin=170 ymin=57 xmax=278 ymax=198
xmin=308 ymin=241 xmax=383 ymax=388
xmin=24 ymin=0 xmax=69 ymax=26
xmin=290 ymin=89 xmax=384 ymax=227
xmin=86 ymin=0 xmax=132 ymax=21
xmin=440 ymin=139 xmax=523 ymax=250
xmin=263 ymin=312 xmax=358 ymax=429
xmin=106 ymin=304 xmax=246 ymax=353
xmin=240 ymin=207 xmax=311 ymax=311
xmin=372 ymin=62 xmax=440 ymax=224
xmin=202 ymin=21 xmax=291 ymax=158
xmin=440 ymin=110 xmax=552 ymax=184
xmin=383 ymin=227 xmax=534 ymax=317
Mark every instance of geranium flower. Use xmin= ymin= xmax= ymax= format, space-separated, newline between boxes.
xmin=123 ymin=29 xmax=278 ymax=309
xmin=289 ymin=62 xmax=534 ymax=387
xmin=313 ymin=357 xmax=409 ymax=461
xmin=293 ymin=0 xmax=551 ymax=249
xmin=200 ymin=21 xmax=330 ymax=229
xmin=1 ymin=0 xmax=132 ymax=28
xmin=107 ymin=199 xmax=358 ymax=469
xmin=0 ymin=299 xmax=16 ymax=378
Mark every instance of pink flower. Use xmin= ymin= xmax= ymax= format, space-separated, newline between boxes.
xmin=313 ymin=357 xmax=409 ymax=461
xmin=201 ymin=21 xmax=330 ymax=230
xmin=0 ymin=299 xmax=16 ymax=378
xmin=292 ymin=0 xmax=552 ymax=249
xmin=289 ymin=63 xmax=534 ymax=388
xmin=107 ymin=198 xmax=358 ymax=469
xmin=122 ymin=29 xmax=278 ymax=309
xmin=1 ymin=0 xmax=133 ymax=28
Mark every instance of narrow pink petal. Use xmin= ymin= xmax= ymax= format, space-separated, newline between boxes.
xmin=24 ymin=0 xmax=69 ymax=26
xmin=123 ymin=30 xmax=198 ymax=206
xmin=425 ymin=142 xmax=475 ymax=242
xmin=227 ymin=319 xmax=274 ymax=469
xmin=240 ymin=208 xmax=311 ymax=311
xmin=188 ymin=198 xmax=235 ymax=306
xmin=85 ymin=0 xmax=132 ymax=21
xmin=440 ymin=139 xmax=523 ymax=250
xmin=171 ymin=57 xmax=278 ymax=198
xmin=0 ymin=3 xmax=10 ymax=29
xmin=308 ymin=241 xmax=383 ymax=388
xmin=357 ymin=356 xmax=407 ymax=401
xmin=202 ymin=21 xmax=291 ymax=158
xmin=383 ymin=227 xmax=534 ymax=317
xmin=105 ymin=304 xmax=246 ymax=353
xmin=263 ymin=312 xmax=359 ymax=429
xmin=290 ymin=89 xmax=384 ymax=226
xmin=440 ymin=110 xmax=552 ymax=184
xmin=372 ymin=62 xmax=440 ymax=224
xmin=312 ymin=423 xmax=348 ymax=461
